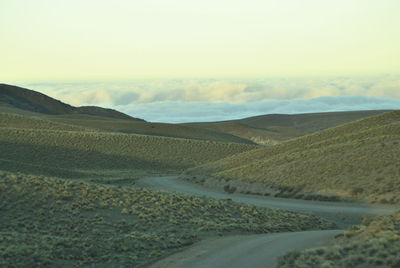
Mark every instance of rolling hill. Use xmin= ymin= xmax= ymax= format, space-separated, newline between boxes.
xmin=185 ymin=110 xmax=400 ymax=204
xmin=0 ymin=83 xmax=143 ymax=121
xmin=0 ymin=84 xmax=257 ymax=181
xmin=0 ymin=85 xmax=334 ymax=268
xmin=0 ymin=84 xmax=255 ymax=144
xmin=2 ymin=83 xmax=397 ymax=267
xmin=43 ymin=114 xmax=255 ymax=144
xmin=186 ymin=110 xmax=389 ymax=145
xmin=0 ymin=112 xmax=91 ymax=132
xmin=1 ymin=84 xmax=389 ymax=145
xmin=0 ymin=118 xmax=255 ymax=180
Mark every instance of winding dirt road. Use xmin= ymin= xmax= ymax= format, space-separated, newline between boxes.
xmin=148 ymin=230 xmax=341 ymax=268
xmin=137 ymin=176 xmax=395 ymax=268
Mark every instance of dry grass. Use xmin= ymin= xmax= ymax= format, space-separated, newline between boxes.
xmin=186 ymin=111 xmax=400 ymax=204
xmin=0 ymin=171 xmax=334 ymax=267
xmin=186 ymin=121 xmax=302 ymax=145
xmin=0 ymin=122 xmax=255 ymax=179
xmin=277 ymin=212 xmax=400 ymax=268
xmin=0 ymin=112 xmax=90 ymax=132
xmin=187 ymin=110 xmax=388 ymax=144
xmin=1 ymin=111 xmax=252 ymax=144
xmin=44 ymin=114 xmax=254 ymax=144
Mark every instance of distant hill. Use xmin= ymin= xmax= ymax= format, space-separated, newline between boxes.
xmin=0 ymin=84 xmax=254 ymax=144
xmin=186 ymin=110 xmax=400 ymax=204
xmin=1 ymin=83 xmax=392 ymax=146
xmin=42 ymin=114 xmax=254 ymax=144
xmin=186 ymin=110 xmax=390 ymax=145
xmin=0 ymin=118 xmax=255 ymax=178
xmin=0 ymin=83 xmax=144 ymax=121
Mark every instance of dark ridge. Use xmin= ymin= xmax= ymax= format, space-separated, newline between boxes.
xmin=0 ymin=83 xmax=144 ymax=121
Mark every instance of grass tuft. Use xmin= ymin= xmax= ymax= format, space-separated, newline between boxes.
xmin=0 ymin=171 xmax=334 ymax=267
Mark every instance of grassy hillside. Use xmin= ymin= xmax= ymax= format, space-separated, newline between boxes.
xmin=186 ymin=111 xmax=400 ymax=204
xmin=187 ymin=110 xmax=388 ymax=145
xmin=278 ymin=212 xmax=400 ymax=268
xmin=0 ymin=83 xmax=143 ymax=121
xmin=44 ymin=114 xmax=255 ymax=144
xmin=0 ymin=171 xmax=334 ymax=267
xmin=0 ymin=124 xmax=255 ymax=180
xmin=187 ymin=120 xmax=304 ymax=145
xmin=2 ymin=84 xmax=388 ymax=145
xmin=0 ymin=82 xmax=256 ymax=144
xmin=0 ymin=112 xmax=90 ymax=132
xmin=0 ymin=109 xmax=254 ymax=144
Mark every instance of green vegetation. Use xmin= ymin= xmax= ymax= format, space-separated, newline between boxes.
xmin=186 ymin=111 xmax=400 ymax=204
xmin=1 ymin=84 xmax=255 ymax=144
xmin=187 ymin=110 xmax=388 ymax=145
xmin=187 ymin=121 xmax=301 ymax=145
xmin=0 ymin=107 xmax=256 ymax=182
xmin=2 ymin=84 xmax=395 ymax=267
xmin=0 ymin=125 xmax=255 ymax=179
xmin=0 ymin=112 xmax=90 ymax=132
xmin=1 ymin=110 xmax=254 ymax=144
xmin=44 ymin=114 xmax=254 ymax=144
xmin=0 ymin=171 xmax=334 ymax=267
xmin=278 ymin=212 xmax=400 ymax=268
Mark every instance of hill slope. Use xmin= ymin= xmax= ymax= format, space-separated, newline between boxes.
xmin=0 ymin=112 xmax=91 ymax=132
xmin=278 ymin=212 xmax=400 ymax=267
xmin=0 ymin=171 xmax=332 ymax=267
xmin=43 ymin=114 xmax=255 ymax=144
xmin=186 ymin=110 xmax=389 ymax=145
xmin=0 ymin=120 xmax=255 ymax=180
xmin=0 ymin=84 xmax=255 ymax=144
xmin=186 ymin=111 xmax=400 ymax=204
xmin=0 ymin=83 xmax=143 ymax=121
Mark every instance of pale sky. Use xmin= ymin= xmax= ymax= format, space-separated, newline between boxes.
xmin=2 ymin=0 xmax=400 ymax=82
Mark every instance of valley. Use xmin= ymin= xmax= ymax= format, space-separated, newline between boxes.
xmin=0 ymin=84 xmax=399 ymax=267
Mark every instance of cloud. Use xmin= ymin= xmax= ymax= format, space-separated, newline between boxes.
xmin=25 ymin=75 xmax=400 ymax=105
xmin=116 ymin=96 xmax=400 ymax=123
xmin=114 ymin=92 xmax=139 ymax=105
xmin=21 ymin=75 xmax=400 ymax=122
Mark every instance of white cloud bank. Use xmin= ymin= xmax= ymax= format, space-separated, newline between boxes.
xmin=23 ymin=76 xmax=400 ymax=122
xmin=115 ymin=96 xmax=400 ymax=123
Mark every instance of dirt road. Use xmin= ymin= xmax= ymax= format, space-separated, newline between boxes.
xmin=137 ymin=176 xmax=395 ymax=268
xmin=137 ymin=176 xmax=394 ymax=228
xmin=148 ymin=230 xmax=341 ymax=268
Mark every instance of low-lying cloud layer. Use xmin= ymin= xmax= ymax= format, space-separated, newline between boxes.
xmin=115 ymin=96 xmax=400 ymax=123
xmin=23 ymin=76 xmax=400 ymax=122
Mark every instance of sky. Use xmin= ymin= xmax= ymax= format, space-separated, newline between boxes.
xmin=1 ymin=0 xmax=400 ymax=81
xmin=2 ymin=1 xmax=400 ymax=122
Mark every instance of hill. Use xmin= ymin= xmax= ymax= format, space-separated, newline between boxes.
xmin=0 ymin=86 xmax=336 ymax=267
xmin=185 ymin=110 xmax=400 ymax=204
xmin=0 ymin=84 xmax=254 ymax=144
xmin=43 ymin=114 xmax=255 ymax=144
xmin=0 ymin=112 xmax=91 ymax=132
xmin=186 ymin=110 xmax=389 ymax=145
xmin=0 ymin=83 xmax=143 ymax=121
xmin=0 ymin=171 xmax=333 ymax=267
xmin=278 ymin=212 xmax=400 ymax=267
xmin=0 ymin=118 xmax=255 ymax=181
